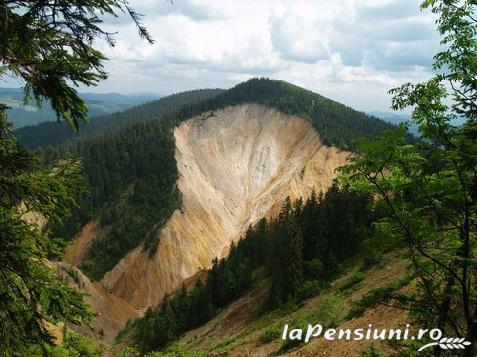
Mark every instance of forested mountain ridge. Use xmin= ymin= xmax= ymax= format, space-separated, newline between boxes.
xmin=0 ymin=87 xmax=157 ymax=129
xmin=16 ymin=88 xmax=225 ymax=149
xmin=170 ymin=78 xmax=397 ymax=150
xmin=41 ymin=78 xmax=399 ymax=282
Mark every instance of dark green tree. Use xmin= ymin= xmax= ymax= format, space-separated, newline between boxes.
xmin=0 ymin=0 xmax=152 ymax=130
xmin=0 ymin=108 xmax=92 ymax=353
xmin=0 ymin=0 xmax=153 ymax=353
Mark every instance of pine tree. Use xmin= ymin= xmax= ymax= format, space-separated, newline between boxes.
xmin=0 ymin=109 xmax=92 ymax=352
xmin=302 ymin=191 xmax=320 ymax=260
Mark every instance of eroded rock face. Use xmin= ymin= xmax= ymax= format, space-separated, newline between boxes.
xmin=52 ymin=262 xmax=140 ymax=343
xmin=100 ymin=103 xmax=351 ymax=311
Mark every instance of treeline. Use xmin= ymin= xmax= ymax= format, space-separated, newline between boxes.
xmin=132 ymin=184 xmax=375 ymax=354
xmin=169 ymin=78 xmax=401 ymax=150
xmin=135 ymin=246 xmax=254 ymax=353
xmin=17 ymin=89 xmax=224 ymax=149
xmin=20 ymin=78 xmax=398 ymax=151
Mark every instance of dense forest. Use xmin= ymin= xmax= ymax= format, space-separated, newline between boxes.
xmin=35 ymin=78 xmax=398 ymax=280
xmin=129 ymin=184 xmax=375 ymax=354
xmin=69 ymin=120 xmax=181 ymax=279
xmin=17 ymin=89 xmax=224 ymax=149
xmin=171 ymin=78 xmax=399 ymax=150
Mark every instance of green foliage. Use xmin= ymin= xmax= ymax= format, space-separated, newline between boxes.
xmin=17 ymin=330 xmax=104 ymax=357
xmin=280 ymin=318 xmax=309 ymax=352
xmin=346 ymin=277 xmax=412 ymax=320
xmin=268 ymin=185 xmax=374 ymax=307
xmin=268 ymin=198 xmax=305 ymax=306
xmin=307 ymin=292 xmax=346 ymax=327
xmin=258 ymin=325 xmax=282 ymax=344
xmin=0 ymin=0 xmax=152 ymax=353
xmin=50 ymin=331 xmax=104 ymax=357
xmin=0 ymin=0 xmax=151 ymax=350
xmin=0 ymin=0 xmax=152 ymax=130
xmin=338 ymin=272 xmax=365 ymax=292
xmin=360 ymin=345 xmax=383 ymax=357
xmin=0 ymin=108 xmax=92 ymax=354
xmin=339 ymin=2 xmax=477 ymax=354
xmin=297 ymin=280 xmax=322 ymax=300
xmin=387 ymin=338 xmax=434 ymax=357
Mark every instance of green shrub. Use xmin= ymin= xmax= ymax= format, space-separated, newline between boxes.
xmin=17 ymin=331 xmax=104 ymax=357
xmin=360 ymin=345 xmax=383 ymax=357
xmin=304 ymin=259 xmax=323 ymax=279
xmin=339 ymin=272 xmax=365 ymax=292
xmin=297 ymin=280 xmax=322 ymax=300
xmin=308 ymin=293 xmax=346 ymax=326
xmin=259 ymin=325 xmax=282 ymax=344
xmin=347 ymin=277 xmax=410 ymax=319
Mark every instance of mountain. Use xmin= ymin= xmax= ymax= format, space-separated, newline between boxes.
xmin=16 ymin=88 xmax=225 ymax=149
xmin=32 ymin=78 xmax=400 ymax=346
xmin=369 ymin=110 xmax=467 ymax=135
xmin=368 ymin=110 xmax=419 ymax=134
xmin=0 ymin=87 xmax=159 ymax=129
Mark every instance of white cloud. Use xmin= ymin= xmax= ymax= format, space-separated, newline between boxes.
xmin=269 ymin=1 xmax=333 ymax=63
xmin=74 ymin=0 xmax=442 ymax=111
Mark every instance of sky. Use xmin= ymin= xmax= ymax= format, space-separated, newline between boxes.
xmin=2 ymin=0 xmax=441 ymax=112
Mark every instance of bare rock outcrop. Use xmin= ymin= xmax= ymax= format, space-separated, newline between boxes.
xmin=100 ymin=103 xmax=351 ymax=312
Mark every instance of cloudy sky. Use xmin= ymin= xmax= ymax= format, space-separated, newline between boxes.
xmin=6 ymin=0 xmax=442 ymax=112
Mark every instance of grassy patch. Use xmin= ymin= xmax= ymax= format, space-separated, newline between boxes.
xmin=338 ymin=272 xmax=365 ymax=293
xmin=306 ymin=292 xmax=348 ymax=327
xmin=280 ymin=318 xmax=309 ymax=352
xmin=258 ymin=325 xmax=282 ymax=344
xmin=209 ymin=335 xmax=250 ymax=354
xmin=346 ymin=276 xmax=411 ymax=319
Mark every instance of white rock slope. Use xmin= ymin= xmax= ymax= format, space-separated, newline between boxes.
xmin=100 ymin=103 xmax=351 ymax=311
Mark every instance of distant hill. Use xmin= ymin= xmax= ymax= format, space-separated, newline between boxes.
xmin=368 ymin=111 xmax=418 ymax=134
xmin=369 ymin=110 xmax=466 ymax=135
xmin=16 ymin=89 xmax=225 ymax=148
xmin=0 ymin=87 xmax=159 ymax=129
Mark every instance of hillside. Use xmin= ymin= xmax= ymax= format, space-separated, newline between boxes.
xmin=171 ymin=78 xmax=395 ymax=151
xmin=43 ymin=79 xmax=397 ymax=282
xmin=163 ymin=251 xmax=410 ymax=357
xmin=100 ymin=103 xmax=350 ymax=308
xmin=16 ymin=88 xmax=224 ymax=149
xmin=20 ymin=78 xmax=403 ymax=350
xmin=0 ymin=87 xmax=157 ymax=129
